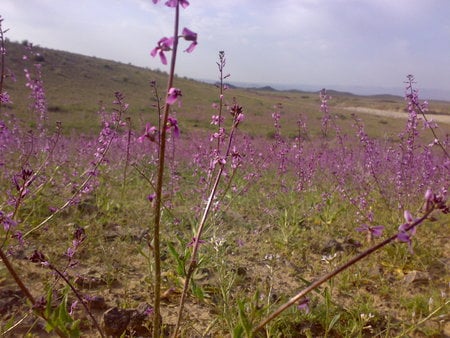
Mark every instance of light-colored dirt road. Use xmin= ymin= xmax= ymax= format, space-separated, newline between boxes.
xmin=343 ymin=106 xmax=450 ymax=125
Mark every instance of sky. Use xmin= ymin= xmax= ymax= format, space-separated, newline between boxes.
xmin=2 ymin=0 xmax=450 ymax=99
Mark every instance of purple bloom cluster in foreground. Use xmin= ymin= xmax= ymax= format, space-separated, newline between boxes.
xmin=397 ymin=189 xmax=448 ymax=253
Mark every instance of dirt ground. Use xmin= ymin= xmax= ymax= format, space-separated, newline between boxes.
xmin=343 ymin=106 xmax=450 ymax=124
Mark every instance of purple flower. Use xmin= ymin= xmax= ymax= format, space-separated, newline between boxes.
xmin=187 ymin=237 xmax=206 ymax=247
xmin=403 ymin=210 xmax=414 ymax=223
xmin=181 ymin=27 xmax=198 ymax=53
xmin=397 ymin=210 xmax=417 ymax=253
xmin=69 ymin=300 xmax=79 ymax=316
xmin=397 ymin=225 xmax=416 ymax=254
xmin=66 ymin=247 xmax=75 ymax=259
xmin=211 ymin=115 xmax=224 ymax=125
xmin=150 ymin=37 xmax=174 ymax=65
xmin=29 ymin=250 xmax=50 ymax=267
xmin=0 ymin=91 xmax=11 ymax=104
xmin=424 ymin=189 xmax=434 ymax=203
xmin=0 ymin=211 xmax=17 ymax=231
xmin=167 ymin=116 xmax=180 ymax=137
xmin=148 ymin=193 xmax=156 ymax=202
xmin=236 ymin=239 xmax=244 ymax=247
xmin=165 ymin=0 xmax=189 ymax=8
xmin=138 ymin=123 xmax=158 ymax=143
xmin=144 ymin=305 xmax=154 ymax=316
xmin=297 ymin=298 xmax=310 ymax=313
xmin=356 ymin=224 xmax=384 ymax=237
xmin=33 ymin=296 xmax=47 ymax=312
xmin=167 ymin=87 xmax=182 ymax=105
xmin=13 ymin=231 xmax=24 ymax=246
xmin=74 ymin=227 xmax=86 ymax=242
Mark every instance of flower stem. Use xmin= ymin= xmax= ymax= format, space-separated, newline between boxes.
xmin=153 ymin=3 xmax=180 ymax=337
xmin=173 ymin=116 xmax=240 ymax=337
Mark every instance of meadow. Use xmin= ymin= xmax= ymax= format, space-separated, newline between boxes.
xmin=0 ymin=5 xmax=449 ymax=338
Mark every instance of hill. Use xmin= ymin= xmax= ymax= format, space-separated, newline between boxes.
xmin=1 ymin=40 xmax=449 ymax=138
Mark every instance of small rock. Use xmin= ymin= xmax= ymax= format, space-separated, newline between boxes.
xmin=129 ymin=303 xmax=154 ymax=336
xmin=102 ymin=307 xmax=132 ymax=337
xmin=75 ymin=275 xmax=107 ymax=289
xmin=403 ymin=270 xmax=430 ymax=285
xmin=102 ymin=304 xmax=157 ymax=337
xmin=86 ymin=295 xmax=107 ymax=310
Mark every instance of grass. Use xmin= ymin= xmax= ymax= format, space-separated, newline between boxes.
xmin=1 ymin=38 xmax=449 ymax=337
xmin=5 ymin=40 xmax=450 ymax=139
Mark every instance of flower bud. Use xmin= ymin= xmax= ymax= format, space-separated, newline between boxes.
xmin=404 ymin=210 xmax=414 ymax=223
xmin=425 ymin=189 xmax=434 ymax=202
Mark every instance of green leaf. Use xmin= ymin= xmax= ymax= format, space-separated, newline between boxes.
xmin=191 ymin=280 xmax=204 ymax=300
xmin=167 ymin=242 xmax=186 ymax=276
xmin=328 ymin=313 xmax=341 ymax=332
xmin=232 ymin=324 xmax=244 ymax=338
xmin=237 ymin=300 xmax=252 ymax=337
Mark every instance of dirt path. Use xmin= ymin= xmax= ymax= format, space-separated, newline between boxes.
xmin=343 ymin=106 xmax=450 ymax=124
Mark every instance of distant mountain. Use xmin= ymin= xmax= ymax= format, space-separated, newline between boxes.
xmin=206 ymin=80 xmax=449 ymax=102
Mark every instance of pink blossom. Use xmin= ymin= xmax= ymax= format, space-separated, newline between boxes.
xmin=167 ymin=116 xmax=180 ymax=137
xmin=297 ymin=298 xmax=310 ymax=313
xmin=165 ymin=0 xmax=190 ymax=8
xmin=187 ymin=237 xmax=206 ymax=247
xmin=150 ymin=37 xmax=174 ymax=65
xmin=403 ymin=210 xmax=414 ymax=223
xmin=148 ymin=193 xmax=156 ymax=202
xmin=138 ymin=122 xmax=158 ymax=143
xmin=356 ymin=224 xmax=384 ymax=238
xmin=167 ymin=87 xmax=182 ymax=105
xmin=0 ymin=91 xmax=11 ymax=104
xmin=181 ymin=27 xmax=198 ymax=53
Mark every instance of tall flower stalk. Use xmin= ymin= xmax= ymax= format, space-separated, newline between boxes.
xmin=151 ymin=3 xmax=179 ymax=331
xmin=0 ymin=16 xmax=10 ymax=112
xmin=149 ymin=1 xmax=198 ymax=336
xmin=173 ymin=92 xmax=244 ymax=336
xmin=404 ymin=75 xmax=449 ymax=159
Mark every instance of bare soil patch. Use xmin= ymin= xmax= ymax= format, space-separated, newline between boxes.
xmin=343 ymin=106 xmax=450 ymax=124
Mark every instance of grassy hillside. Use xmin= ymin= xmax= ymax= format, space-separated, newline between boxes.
xmin=2 ymin=40 xmax=449 ymax=139
xmin=1 ymin=41 xmax=449 ymax=337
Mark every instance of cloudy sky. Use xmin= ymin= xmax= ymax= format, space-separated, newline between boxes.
xmin=2 ymin=0 xmax=450 ymax=98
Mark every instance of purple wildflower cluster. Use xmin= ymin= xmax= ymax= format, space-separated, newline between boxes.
xmin=320 ymin=88 xmax=332 ymax=137
xmin=0 ymin=16 xmax=14 ymax=107
xmin=397 ymin=188 xmax=448 ymax=253
xmin=23 ymin=43 xmax=47 ymax=130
